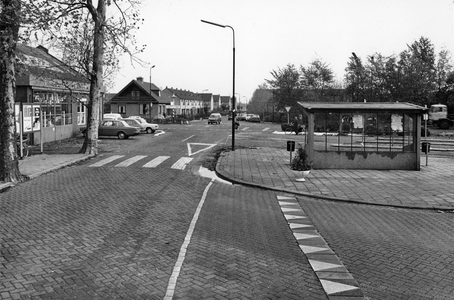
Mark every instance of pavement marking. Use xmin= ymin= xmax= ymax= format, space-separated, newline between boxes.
xmin=115 ymin=155 xmax=147 ymax=167
xmin=262 ymin=127 xmax=270 ymax=131
xmin=320 ymin=280 xmax=360 ymax=295
xmin=171 ymin=157 xmax=193 ymax=170
xmin=182 ymin=135 xmax=195 ymax=142
xmin=142 ymin=156 xmax=170 ymax=168
xmin=88 ymin=155 xmax=124 ymax=167
xmin=277 ymin=195 xmax=364 ymax=298
xmin=164 ymin=179 xmax=215 ymax=300
xmin=187 ymin=143 xmax=216 ymax=156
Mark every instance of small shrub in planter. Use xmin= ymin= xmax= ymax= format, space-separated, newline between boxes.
xmin=290 ymin=144 xmax=313 ymax=171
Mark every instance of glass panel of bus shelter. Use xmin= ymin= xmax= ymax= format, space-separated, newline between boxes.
xmin=314 ymin=112 xmax=327 ymax=151
xmin=402 ymin=114 xmax=416 ymax=152
xmin=325 ymin=112 xmax=340 ymax=151
xmin=390 ymin=113 xmax=404 ymax=152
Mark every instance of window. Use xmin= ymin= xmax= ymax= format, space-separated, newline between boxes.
xmin=314 ymin=111 xmax=417 ymax=153
xmin=131 ymin=91 xmax=140 ymax=99
xmin=140 ymin=104 xmax=149 ymax=115
xmin=77 ymin=100 xmax=87 ymax=125
xmin=33 ymin=91 xmax=73 ymax=127
xmin=118 ymin=105 xmax=126 ymax=114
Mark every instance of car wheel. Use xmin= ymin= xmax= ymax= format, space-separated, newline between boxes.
xmin=117 ymin=132 xmax=127 ymax=139
xmin=146 ymin=128 xmax=153 ymax=134
xmin=439 ymin=120 xmax=450 ymax=130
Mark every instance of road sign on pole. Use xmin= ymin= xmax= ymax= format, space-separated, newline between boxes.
xmin=285 ymin=106 xmax=291 ymax=124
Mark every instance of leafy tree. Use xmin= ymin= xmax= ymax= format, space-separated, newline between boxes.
xmin=266 ymin=64 xmax=302 ymax=111
xmin=345 ymin=52 xmax=367 ymax=102
xmin=0 ymin=0 xmax=23 ymax=183
xmin=300 ymin=58 xmax=334 ymax=101
xmin=399 ymin=37 xmax=436 ymax=105
xmin=0 ymin=0 xmax=144 ymax=183
xmin=248 ymin=83 xmax=272 ymax=117
xmin=21 ymin=0 xmax=145 ymax=155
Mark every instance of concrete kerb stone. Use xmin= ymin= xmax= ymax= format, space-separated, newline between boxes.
xmin=0 ymin=153 xmax=95 ymax=192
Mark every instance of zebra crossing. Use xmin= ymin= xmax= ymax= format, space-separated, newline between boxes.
xmin=88 ymin=155 xmax=193 ymax=170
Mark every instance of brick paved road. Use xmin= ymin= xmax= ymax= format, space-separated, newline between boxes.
xmin=172 ymin=183 xmax=328 ymax=300
xmin=298 ymin=196 xmax=454 ymax=300
xmin=0 ymin=158 xmax=328 ymax=299
xmin=0 ymin=165 xmax=210 ymax=299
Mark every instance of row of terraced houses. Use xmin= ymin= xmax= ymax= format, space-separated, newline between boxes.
xmin=107 ymin=76 xmax=235 ymax=122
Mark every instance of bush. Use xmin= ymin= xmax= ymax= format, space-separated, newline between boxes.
xmin=290 ymin=144 xmax=313 ymax=171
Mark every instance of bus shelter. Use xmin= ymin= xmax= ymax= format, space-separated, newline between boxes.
xmin=297 ymin=102 xmax=427 ymax=170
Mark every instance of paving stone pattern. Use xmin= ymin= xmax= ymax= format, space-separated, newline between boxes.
xmin=0 ymin=166 xmax=210 ymax=299
xmin=277 ymin=195 xmax=365 ymax=300
xmin=171 ymin=184 xmax=329 ymax=300
xmin=217 ymin=148 xmax=454 ymax=210
xmin=299 ymin=197 xmax=454 ymax=300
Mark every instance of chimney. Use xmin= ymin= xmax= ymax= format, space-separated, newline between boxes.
xmin=136 ymin=76 xmax=144 ymax=82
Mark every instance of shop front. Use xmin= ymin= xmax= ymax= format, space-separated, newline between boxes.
xmin=15 ymin=44 xmax=90 ymax=145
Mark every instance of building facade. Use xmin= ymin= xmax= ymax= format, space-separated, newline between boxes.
xmin=161 ymin=87 xmax=204 ymax=117
xmin=15 ymin=44 xmax=90 ymax=145
xmin=108 ymin=77 xmax=168 ymax=121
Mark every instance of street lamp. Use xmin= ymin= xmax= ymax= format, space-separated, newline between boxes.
xmin=149 ymin=65 xmax=155 ymax=121
xmin=201 ymin=19 xmax=236 ymax=151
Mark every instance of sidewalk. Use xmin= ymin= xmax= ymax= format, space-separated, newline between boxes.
xmin=216 ymin=147 xmax=454 ymax=210
xmin=2 ymin=148 xmax=454 ymax=210
xmin=0 ymin=153 xmax=94 ymax=191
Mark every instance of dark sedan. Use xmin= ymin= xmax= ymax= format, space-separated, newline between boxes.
xmin=81 ymin=120 xmax=141 ymax=139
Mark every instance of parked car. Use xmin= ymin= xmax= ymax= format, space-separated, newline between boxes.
xmin=236 ymin=113 xmax=247 ymax=121
xmin=103 ymin=113 xmax=122 ymax=120
xmin=247 ymin=114 xmax=261 ymax=122
xmin=80 ymin=119 xmax=140 ymax=139
xmin=123 ymin=117 xmax=159 ymax=133
xmin=208 ymin=113 xmax=222 ymax=124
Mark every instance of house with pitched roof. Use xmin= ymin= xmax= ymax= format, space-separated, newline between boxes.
xmin=196 ymin=93 xmax=214 ymax=114
xmin=220 ymin=96 xmax=232 ymax=111
xmin=15 ymin=44 xmax=90 ymax=144
xmin=108 ymin=77 xmax=169 ymax=121
xmin=212 ymin=94 xmax=221 ymax=110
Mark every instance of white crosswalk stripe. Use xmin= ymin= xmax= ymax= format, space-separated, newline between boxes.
xmin=88 ymin=155 xmax=195 ymax=170
xmin=142 ymin=156 xmax=170 ymax=168
xmin=171 ymin=157 xmax=193 ymax=170
xmin=88 ymin=155 xmax=124 ymax=167
xmin=115 ymin=155 xmax=147 ymax=167
xmin=262 ymin=127 xmax=270 ymax=131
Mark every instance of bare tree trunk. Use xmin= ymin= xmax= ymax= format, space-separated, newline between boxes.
xmin=79 ymin=0 xmax=106 ymax=155
xmin=0 ymin=0 xmax=23 ymax=183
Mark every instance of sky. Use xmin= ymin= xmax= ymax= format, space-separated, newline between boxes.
xmin=112 ymin=0 xmax=454 ymax=103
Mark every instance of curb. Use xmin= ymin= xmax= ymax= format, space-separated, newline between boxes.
xmin=0 ymin=154 xmax=95 ymax=192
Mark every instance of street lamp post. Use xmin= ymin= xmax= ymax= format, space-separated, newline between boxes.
xmin=149 ymin=65 xmax=155 ymax=122
xmin=201 ymin=19 xmax=236 ymax=151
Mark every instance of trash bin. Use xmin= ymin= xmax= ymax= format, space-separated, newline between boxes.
xmin=421 ymin=142 xmax=430 ymax=153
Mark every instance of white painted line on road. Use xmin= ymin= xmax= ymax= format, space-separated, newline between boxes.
xmin=187 ymin=143 xmax=216 ymax=156
xmin=182 ymin=135 xmax=195 ymax=142
xmin=115 ymin=155 xmax=147 ymax=167
xmin=88 ymin=155 xmax=124 ymax=167
xmin=171 ymin=157 xmax=193 ymax=170
xmin=164 ymin=179 xmax=214 ymax=300
xmin=262 ymin=127 xmax=270 ymax=131
xmin=142 ymin=156 xmax=170 ymax=168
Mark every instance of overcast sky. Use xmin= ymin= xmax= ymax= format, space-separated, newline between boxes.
xmin=113 ymin=0 xmax=454 ymax=103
